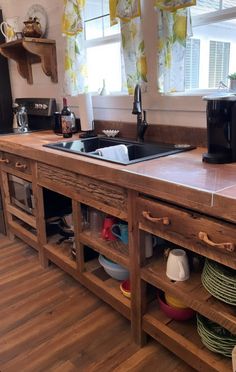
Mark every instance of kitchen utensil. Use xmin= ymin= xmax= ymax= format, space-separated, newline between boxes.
xmin=102 ymin=130 xmax=119 ymax=137
xmin=0 ymin=16 xmax=20 ymax=42
xmin=158 ymin=292 xmax=195 ymax=321
xmin=166 ymin=249 xmax=190 ymax=281
xmin=120 ymin=279 xmax=131 ymax=298
xmin=98 ymin=254 xmax=129 ymax=281
xmin=144 ymin=233 xmax=158 ymax=258
xmin=89 ymin=208 xmax=103 ymax=238
xmin=111 ymin=223 xmax=128 ymax=244
xmin=101 ymin=216 xmax=117 ymax=241
xmin=197 ymin=314 xmax=236 ymax=358
xmin=201 ymin=259 xmax=236 ymax=305
xmin=22 ymin=17 xmax=42 ymax=38
xmin=165 ymin=293 xmax=187 ymax=309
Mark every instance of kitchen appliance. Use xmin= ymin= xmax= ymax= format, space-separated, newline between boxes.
xmin=8 ymin=175 xmax=34 ymax=215
xmin=14 ymin=98 xmax=56 ymax=132
xmin=202 ymin=95 xmax=236 ymax=163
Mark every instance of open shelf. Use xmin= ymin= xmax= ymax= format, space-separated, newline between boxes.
xmin=82 ymin=258 xmax=131 ymax=319
xmin=141 ymin=256 xmax=236 ymax=334
xmin=80 ymin=229 xmax=129 ymax=268
xmin=143 ymin=301 xmax=232 ymax=372
xmin=44 ymin=234 xmax=77 ymax=277
xmin=0 ymin=38 xmax=58 ymax=84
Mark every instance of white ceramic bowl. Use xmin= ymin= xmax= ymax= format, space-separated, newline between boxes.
xmin=98 ymin=254 xmax=129 ymax=281
xmin=102 ymin=130 xmax=120 ymax=138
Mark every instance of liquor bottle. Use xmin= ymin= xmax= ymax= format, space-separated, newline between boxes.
xmin=61 ymin=97 xmax=73 ymax=138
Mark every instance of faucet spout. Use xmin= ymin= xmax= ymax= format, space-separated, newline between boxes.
xmin=132 ymin=84 xmax=148 ymax=142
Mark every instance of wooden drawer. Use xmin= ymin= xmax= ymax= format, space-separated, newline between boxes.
xmin=0 ymin=152 xmax=32 ymax=175
xmin=37 ymin=163 xmax=128 ymax=220
xmin=138 ymin=196 xmax=236 ymax=269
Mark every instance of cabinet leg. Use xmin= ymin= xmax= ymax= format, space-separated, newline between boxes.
xmin=39 ymin=249 xmax=49 ymax=268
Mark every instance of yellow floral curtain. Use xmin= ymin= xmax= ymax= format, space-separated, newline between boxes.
xmin=109 ymin=0 xmax=147 ymax=95
xmin=155 ymin=0 xmax=196 ymax=93
xmin=62 ymin=0 xmax=88 ymax=96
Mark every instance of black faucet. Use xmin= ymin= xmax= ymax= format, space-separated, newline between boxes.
xmin=132 ymin=84 xmax=148 ymax=142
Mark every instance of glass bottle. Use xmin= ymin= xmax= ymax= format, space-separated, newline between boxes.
xmin=61 ymin=97 xmax=73 ymax=138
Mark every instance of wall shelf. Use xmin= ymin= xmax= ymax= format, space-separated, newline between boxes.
xmin=0 ymin=37 xmax=58 ymax=84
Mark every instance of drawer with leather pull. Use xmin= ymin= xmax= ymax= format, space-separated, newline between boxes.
xmin=138 ymin=196 xmax=236 ymax=269
xmin=0 ymin=152 xmax=32 ymax=175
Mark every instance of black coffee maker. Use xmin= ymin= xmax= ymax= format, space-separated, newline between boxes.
xmin=203 ymin=95 xmax=236 ymax=163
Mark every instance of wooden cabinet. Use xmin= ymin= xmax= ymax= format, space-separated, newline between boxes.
xmin=0 ymin=152 xmax=38 ymax=250
xmin=133 ymin=195 xmax=235 ymax=371
xmin=0 ymin=154 xmax=235 ymax=371
xmin=0 ymin=38 xmax=58 ymax=84
xmin=36 ymin=162 xmax=131 ymax=319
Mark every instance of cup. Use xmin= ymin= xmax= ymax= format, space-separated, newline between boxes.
xmin=101 ymin=216 xmax=117 ymax=241
xmin=144 ymin=233 xmax=158 ymax=258
xmin=89 ymin=208 xmax=103 ymax=238
xmin=111 ymin=223 xmax=128 ymax=244
xmin=0 ymin=17 xmax=20 ymax=42
xmin=166 ymin=249 xmax=190 ymax=281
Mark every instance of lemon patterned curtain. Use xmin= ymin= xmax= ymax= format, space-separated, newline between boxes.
xmin=62 ymin=0 xmax=88 ymax=96
xmin=109 ymin=0 xmax=147 ymax=95
xmin=155 ymin=0 xmax=195 ymax=93
xmin=155 ymin=0 xmax=196 ymax=12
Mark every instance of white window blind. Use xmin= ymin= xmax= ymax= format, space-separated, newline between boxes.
xmin=208 ymin=40 xmax=230 ymax=87
xmin=185 ymin=39 xmax=200 ymax=89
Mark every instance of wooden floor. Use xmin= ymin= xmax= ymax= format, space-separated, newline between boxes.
xmin=0 ymin=235 xmax=194 ymax=372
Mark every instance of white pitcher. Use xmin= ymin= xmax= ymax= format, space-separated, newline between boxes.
xmin=0 ymin=17 xmax=20 ymax=42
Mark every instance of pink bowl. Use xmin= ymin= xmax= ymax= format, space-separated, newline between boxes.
xmin=158 ymin=292 xmax=195 ymax=321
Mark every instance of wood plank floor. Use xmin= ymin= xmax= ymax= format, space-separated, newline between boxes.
xmin=0 ymin=236 xmax=194 ymax=372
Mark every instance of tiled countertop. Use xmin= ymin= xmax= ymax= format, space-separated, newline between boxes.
xmin=0 ymin=131 xmax=236 ymax=222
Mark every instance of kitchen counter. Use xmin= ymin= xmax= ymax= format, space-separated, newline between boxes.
xmin=0 ymin=130 xmax=236 ymax=222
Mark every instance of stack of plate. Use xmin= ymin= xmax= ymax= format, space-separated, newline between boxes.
xmin=197 ymin=314 xmax=236 ymax=358
xmin=201 ymin=259 xmax=236 ymax=305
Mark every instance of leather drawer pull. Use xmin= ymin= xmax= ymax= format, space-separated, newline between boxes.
xmin=0 ymin=158 xmax=9 ymax=164
xmin=142 ymin=211 xmax=170 ymax=225
xmin=15 ymin=161 xmax=27 ymax=169
xmin=198 ymin=231 xmax=235 ymax=252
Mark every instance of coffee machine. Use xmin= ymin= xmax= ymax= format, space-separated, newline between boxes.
xmin=202 ymin=95 xmax=236 ymax=163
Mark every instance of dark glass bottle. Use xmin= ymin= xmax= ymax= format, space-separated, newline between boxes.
xmin=61 ymin=97 xmax=73 ymax=138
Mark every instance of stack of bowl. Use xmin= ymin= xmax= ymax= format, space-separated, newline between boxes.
xmin=98 ymin=254 xmax=129 ymax=281
xmin=158 ymin=291 xmax=195 ymax=321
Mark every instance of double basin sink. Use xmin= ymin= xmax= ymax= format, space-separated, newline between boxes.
xmin=44 ymin=136 xmax=194 ymax=165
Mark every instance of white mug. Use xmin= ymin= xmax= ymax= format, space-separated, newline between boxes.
xmin=0 ymin=17 xmax=20 ymax=42
xmin=145 ymin=233 xmax=158 ymax=258
xmin=166 ymin=249 xmax=190 ymax=281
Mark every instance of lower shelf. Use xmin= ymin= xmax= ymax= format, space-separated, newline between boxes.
xmin=143 ymin=301 xmax=232 ymax=372
xmin=44 ymin=235 xmax=77 ymax=277
xmin=82 ymin=258 xmax=131 ymax=320
xmin=9 ymin=220 xmax=38 ymax=251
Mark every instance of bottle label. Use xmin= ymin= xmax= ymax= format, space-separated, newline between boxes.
xmin=61 ymin=115 xmax=72 ymax=134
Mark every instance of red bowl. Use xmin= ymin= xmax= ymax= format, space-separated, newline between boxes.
xmin=158 ymin=292 xmax=195 ymax=321
xmin=120 ymin=279 xmax=131 ymax=298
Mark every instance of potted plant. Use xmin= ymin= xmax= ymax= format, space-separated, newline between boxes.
xmin=228 ymin=73 xmax=236 ymax=91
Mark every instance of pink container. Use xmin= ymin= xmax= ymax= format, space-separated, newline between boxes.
xmin=158 ymin=292 xmax=195 ymax=321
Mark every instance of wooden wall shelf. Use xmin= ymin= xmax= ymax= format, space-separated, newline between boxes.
xmin=0 ymin=37 xmax=58 ymax=84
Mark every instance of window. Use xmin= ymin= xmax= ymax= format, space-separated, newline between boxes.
xmin=84 ymin=0 xmax=122 ymax=93
xmin=186 ymin=1 xmax=236 ymax=91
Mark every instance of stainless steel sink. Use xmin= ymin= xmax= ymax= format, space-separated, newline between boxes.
xmin=44 ymin=137 xmax=195 ymax=165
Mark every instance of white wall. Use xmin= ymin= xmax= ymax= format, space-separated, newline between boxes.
xmin=0 ymin=0 xmax=207 ymax=128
